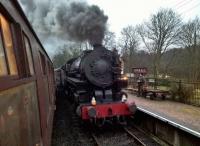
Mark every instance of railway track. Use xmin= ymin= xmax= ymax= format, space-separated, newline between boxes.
xmin=91 ymin=125 xmax=161 ymax=146
xmin=124 ymin=126 xmax=161 ymax=146
xmin=52 ymin=97 xmax=163 ymax=146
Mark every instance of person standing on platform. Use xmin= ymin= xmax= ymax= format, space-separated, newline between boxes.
xmin=137 ymin=74 xmax=145 ymax=96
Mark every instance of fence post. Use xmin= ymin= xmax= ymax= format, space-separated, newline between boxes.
xmin=154 ymin=78 xmax=157 ymax=90
xmin=178 ymin=80 xmax=182 ymax=102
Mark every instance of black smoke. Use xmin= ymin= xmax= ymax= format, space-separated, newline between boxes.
xmin=57 ymin=2 xmax=108 ymax=45
xmin=19 ymin=0 xmax=108 ymax=46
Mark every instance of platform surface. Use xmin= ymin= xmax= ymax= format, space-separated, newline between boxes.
xmin=128 ymin=93 xmax=200 ymax=133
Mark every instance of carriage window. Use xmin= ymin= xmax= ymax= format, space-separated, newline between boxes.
xmin=39 ymin=52 xmax=46 ymax=75
xmin=24 ymin=35 xmax=34 ymax=75
xmin=0 ymin=30 xmax=8 ymax=76
xmin=0 ymin=14 xmax=18 ymax=75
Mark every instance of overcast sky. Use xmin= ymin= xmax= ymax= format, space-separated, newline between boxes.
xmin=87 ymin=0 xmax=200 ymax=37
xmin=18 ymin=0 xmax=200 ymax=56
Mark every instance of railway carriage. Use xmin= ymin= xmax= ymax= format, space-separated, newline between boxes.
xmin=0 ymin=1 xmax=55 ymax=146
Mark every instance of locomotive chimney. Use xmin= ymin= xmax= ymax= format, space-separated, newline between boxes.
xmin=93 ymin=44 xmax=102 ymax=47
xmin=93 ymin=44 xmax=102 ymax=48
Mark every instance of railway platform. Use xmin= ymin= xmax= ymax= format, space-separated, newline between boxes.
xmin=128 ymin=93 xmax=200 ymax=134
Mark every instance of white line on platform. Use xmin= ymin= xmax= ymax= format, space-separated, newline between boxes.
xmin=137 ymin=107 xmax=200 ymax=138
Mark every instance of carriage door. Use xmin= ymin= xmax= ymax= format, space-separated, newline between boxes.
xmin=38 ymin=52 xmax=51 ymax=143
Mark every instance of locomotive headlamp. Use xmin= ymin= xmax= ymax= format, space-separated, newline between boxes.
xmin=121 ymin=94 xmax=127 ymax=102
xmin=122 ymin=76 xmax=128 ymax=80
xmin=91 ymin=97 xmax=96 ymax=106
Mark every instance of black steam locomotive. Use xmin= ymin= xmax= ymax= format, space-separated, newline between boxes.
xmin=60 ymin=44 xmax=136 ymax=123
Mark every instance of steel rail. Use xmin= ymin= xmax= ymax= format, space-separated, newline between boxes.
xmin=124 ymin=127 xmax=146 ymax=146
xmin=91 ymin=133 xmax=101 ymax=146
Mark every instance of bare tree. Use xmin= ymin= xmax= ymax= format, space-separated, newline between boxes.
xmin=103 ymin=31 xmax=116 ymax=49
xmin=162 ymin=48 xmax=179 ymax=77
xmin=179 ymin=17 xmax=200 ymax=48
xmin=137 ymin=9 xmax=182 ymax=79
xmin=80 ymin=41 xmax=93 ymax=50
xmin=119 ymin=25 xmax=139 ymax=73
xmin=52 ymin=42 xmax=83 ymax=68
xmin=178 ymin=17 xmax=200 ymax=81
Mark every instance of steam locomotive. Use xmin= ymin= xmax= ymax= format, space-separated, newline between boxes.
xmin=60 ymin=44 xmax=136 ymax=124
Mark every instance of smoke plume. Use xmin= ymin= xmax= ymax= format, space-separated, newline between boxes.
xmin=19 ymin=0 xmax=108 ymax=46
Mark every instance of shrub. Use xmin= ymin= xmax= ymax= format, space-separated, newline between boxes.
xmin=170 ymin=82 xmax=194 ymax=102
xmin=170 ymin=83 xmax=179 ymax=100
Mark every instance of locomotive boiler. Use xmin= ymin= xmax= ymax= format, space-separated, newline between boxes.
xmin=62 ymin=44 xmax=136 ymax=123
